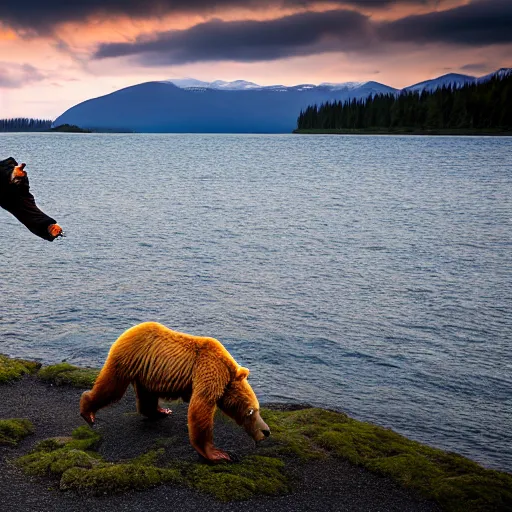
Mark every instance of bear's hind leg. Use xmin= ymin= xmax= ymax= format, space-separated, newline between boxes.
xmin=133 ymin=381 xmax=172 ymax=420
xmin=80 ymin=365 xmax=130 ymax=426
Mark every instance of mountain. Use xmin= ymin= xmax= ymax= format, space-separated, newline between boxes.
xmin=404 ymin=73 xmax=476 ymax=93
xmin=53 ymin=69 xmax=511 ymax=133
xmin=404 ymin=68 xmax=512 ymax=92
xmin=477 ymin=67 xmax=512 ymax=83
xmin=162 ymin=78 xmax=262 ymax=90
xmin=53 ymin=80 xmax=397 ymax=133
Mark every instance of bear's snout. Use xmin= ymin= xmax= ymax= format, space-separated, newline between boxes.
xmin=248 ymin=411 xmax=270 ymax=442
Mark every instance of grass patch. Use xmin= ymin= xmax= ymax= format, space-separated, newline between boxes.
xmin=0 ymin=419 xmax=34 ymax=446
xmin=0 ymin=354 xmax=41 ymax=383
xmin=37 ymin=363 xmax=99 ymax=388
xmin=260 ymin=408 xmax=512 ymax=511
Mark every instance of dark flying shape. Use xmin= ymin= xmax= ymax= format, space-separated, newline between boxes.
xmin=0 ymin=157 xmax=63 ymax=241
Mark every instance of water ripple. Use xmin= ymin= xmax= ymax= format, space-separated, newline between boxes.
xmin=0 ymin=133 xmax=511 ymax=472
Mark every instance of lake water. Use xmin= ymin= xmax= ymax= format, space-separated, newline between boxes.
xmin=0 ymin=133 xmax=511 ymax=472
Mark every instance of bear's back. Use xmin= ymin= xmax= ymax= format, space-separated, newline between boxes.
xmin=107 ymin=322 xmax=239 ymax=384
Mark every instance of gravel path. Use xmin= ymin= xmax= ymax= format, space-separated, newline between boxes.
xmin=0 ymin=377 xmax=440 ymax=512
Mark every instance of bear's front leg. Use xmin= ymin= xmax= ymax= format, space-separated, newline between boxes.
xmin=188 ymin=393 xmax=230 ymax=462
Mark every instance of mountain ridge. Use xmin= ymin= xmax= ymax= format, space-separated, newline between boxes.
xmin=53 ymin=68 xmax=511 ymax=133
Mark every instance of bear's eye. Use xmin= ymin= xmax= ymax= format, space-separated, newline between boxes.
xmin=247 ymin=409 xmax=254 ymax=416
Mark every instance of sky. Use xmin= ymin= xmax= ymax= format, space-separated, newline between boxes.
xmin=0 ymin=0 xmax=510 ymax=119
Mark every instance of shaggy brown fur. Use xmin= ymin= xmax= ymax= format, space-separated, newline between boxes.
xmin=80 ymin=322 xmax=270 ymax=461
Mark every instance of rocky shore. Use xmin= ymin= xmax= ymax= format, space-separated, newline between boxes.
xmin=0 ymin=356 xmax=510 ymax=511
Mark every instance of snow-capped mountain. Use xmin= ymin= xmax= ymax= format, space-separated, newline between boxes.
xmin=477 ymin=68 xmax=512 ymax=83
xmin=209 ymin=80 xmax=261 ymax=90
xmin=53 ymin=68 xmax=511 ymax=133
xmin=404 ymin=68 xmax=512 ymax=93
xmin=161 ymin=78 xmax=209 ymax=89
xmin=404 ymin=73 xmax=476 ymax=93
xmin=319 ymin=81 xmax=366 ymax=90
xmin=163 ymin=78 xmax=263 ymax=90
xmin=163 ymin=77 xmax=396 ymax=94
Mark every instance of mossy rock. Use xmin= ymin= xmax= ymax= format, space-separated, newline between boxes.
xmin=18 ymin=448 xmax=100 ymax=476
xmin=37 ymin=363 xmax=99 ymax=388
xmin=16 ymin=428 xmax=181 ymax=496
xmin=16 ymin=427 xmax=102 ymax=476
xmin=60 ymin=464 xmax=182 ymax=495
xmin=261 ymin=407 xmax=512 ymax=512
xmin=176 ymin=455 xmax=289 ymax=502
xmin=0 ymin=419 xmax=34 ymax=446
xmin=0 ymin=354 xmax=41 ymax=383
xmin=16 ymin=424 xmax=289 ymax=501
xmin=12 ymin=404 xmax=512 ymax=509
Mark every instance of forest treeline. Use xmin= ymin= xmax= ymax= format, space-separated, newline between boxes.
xmin=297 ymin=74 xmax=512 ymax=132
xmin=0 ymin=118 xmax=53 ymax=132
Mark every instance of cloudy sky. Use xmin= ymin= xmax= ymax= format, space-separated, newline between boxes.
xmin=0 ymin=0 xmax=510 ymax=118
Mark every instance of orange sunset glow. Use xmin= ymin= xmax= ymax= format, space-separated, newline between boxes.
xmin=0 ymin=0 xmax=510 ymax=119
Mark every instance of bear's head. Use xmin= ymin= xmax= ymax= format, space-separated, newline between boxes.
xmin=80 ymin=391 xmax=96 ymax=426
xmin=218 ymin=366 xmax=270 ymax=442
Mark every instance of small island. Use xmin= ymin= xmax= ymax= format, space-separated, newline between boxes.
xmin=49 ymin=124 xmax=91 ymax=133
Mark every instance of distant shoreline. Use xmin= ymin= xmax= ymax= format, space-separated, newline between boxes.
xmin=293 ymin=128 xmax=512 ymax=136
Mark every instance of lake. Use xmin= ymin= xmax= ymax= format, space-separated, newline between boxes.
xmin=0 ymin=133 xmax=511 ymax=472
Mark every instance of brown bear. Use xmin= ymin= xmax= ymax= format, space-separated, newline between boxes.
xmin=80 ymin=322 xmax=270 ymax=462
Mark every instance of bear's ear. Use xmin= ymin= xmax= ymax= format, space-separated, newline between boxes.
xmin=235 ymin=366 xmax=250 ymax=381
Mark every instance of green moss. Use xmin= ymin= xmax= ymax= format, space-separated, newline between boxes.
xmin=16 ymin=425 xmax=102 ymax=476
xmin=257 ymin=409 xmax=326 ymax=460
xmin=260 ymin=407 xmax=512 ymax=512
xmin=193 ymin=472 xmax=256 ymax=501
xmin=11 ymin=404 xmax=512 ymax=509
xmin=37 ymin=363 xmax=99 ymax=388
xmin=432 ymin=472 xmax=512 ymax=512
xmin=176 ymin=455 xmax=289 ymax=502
xmin=66 ymin=426 xmax=102 ymax=451
xmin=0 ymin=419 xmax=34 ymax=446
xmin=16 ymin=423 xmax=289 ymax=501
xmin=0 ymin=354 xmax=99 ymax=387
xmin=0 ymin=354 xmax=41 ymax=383
xmin=60 ymin=464 xmax=182 ymax=495
xmin=17 ymin=448 xmax=99 ymax=476
xmin=32 ymin=437 xmax=72 ymax=453
xmin=130 ymin=449 xmax=165 ymax=466
xmin=16 ymin=428 xmax=181 ymax=496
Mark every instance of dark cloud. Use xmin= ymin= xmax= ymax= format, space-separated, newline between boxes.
xmin=0 ymin=0 xmax=433 ymax=35
xmin=92 ymin=0 xmax=512 ymax=65
xmin=381 ymin=0 xmax=512 ymax=46
xmin=95 ymin=9 xmax=374 ymax=64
